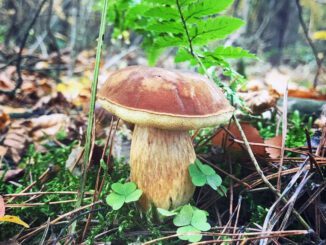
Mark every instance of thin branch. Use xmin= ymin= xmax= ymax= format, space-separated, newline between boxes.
xmin=233 ymin=115 xmax=311 ymax=231
xmin=295 ymin=0 xmax=324 ymax=88
xmin=277 ymin=81 xmax=288 ymax=191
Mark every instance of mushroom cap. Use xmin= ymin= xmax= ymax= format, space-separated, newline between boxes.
xmin=98 ymin=66 xmax=234 ymax=130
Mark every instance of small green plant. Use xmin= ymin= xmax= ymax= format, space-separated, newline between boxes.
xmin=286 ymin=110 xmax=313 ymax=148
xmin=106 ymin=182 xmax=142 ymax=210
xmin=159 ymin=204 xmax=211 ymax=242
xmin=189 ymin=159 xmax=222 ymax=191
xmin=257 ymin=110 xmax=313 ymax=148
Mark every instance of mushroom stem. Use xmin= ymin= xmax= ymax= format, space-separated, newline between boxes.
xmin=130 ymin=125 xmax=196 ymax=210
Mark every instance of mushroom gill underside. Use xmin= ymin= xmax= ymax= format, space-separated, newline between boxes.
xmin=130 ymin=125 xmax=196 ymax=210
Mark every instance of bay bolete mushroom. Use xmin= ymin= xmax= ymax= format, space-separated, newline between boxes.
xmin=98 ymin=66 xmax=234 ymax=210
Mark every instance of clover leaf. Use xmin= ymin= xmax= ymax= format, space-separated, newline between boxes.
xmin=173 ymin=205 xmax=211 ymax=243
xmin=106 ymin=182 xmax=142 ymax=210
xmin=189 ymin=159 xmax=222 ymax=191
xmin=177 ymin=225 xmax=201 ymax=242
xmin=173 ymin=205 xmax=193 ymax=226
xmin=157 ymin=208 xmax=178 ymax=217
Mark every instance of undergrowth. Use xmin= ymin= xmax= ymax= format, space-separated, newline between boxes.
xmin=257 ymin=110 xmax=313 ymax=148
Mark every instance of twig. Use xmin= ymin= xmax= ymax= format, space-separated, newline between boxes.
xmin=295 ymin=0 xmax=324 ymax=88
xmin=17 ymin=200 xmax=102 ymax=242
xmin=6 ymin=198 xmax=92 ymax=208
xmin=143 ymin=230 xmax=309 ymax=245
xmin=197 ymin=156 xmax=251 ymax=189
xmin=3 ymin=191 xmax=92 ymax=197
xmin=81 ymin=118 xmax=118 ymax=240
xmin=233 ymin=115 xmax=311 ymax=231
xmin=277 ymin=81 xmax=288 ymax=191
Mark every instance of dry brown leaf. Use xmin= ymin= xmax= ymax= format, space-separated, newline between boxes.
xmin=0 ymin=195 xmax=5 ymax=217
xmin=288 ymin=88 xmax=326 ymax=101
xmin=240 ymin=89 xmax=280 ymax=114
xmin=66 ymin=146 xmax=84 ymax=175
xmin=0 ymin=168 xmax=24 ymax=182
xmin=0 ymin=67 xmax=15 ymax=91
xmin=0 ymin=146 xmax=8 ymax=158
xmin=246 ymin=78 xmax=265 ymax=91
xmin=314 ymin=104 xmax=326 ymax=129
xmin=0 ymin=106 xmax=28 ymax=115
xmin=265 ymin=135 xmax=282 ymax=158
xmin=32 ymin=92 xmax=72 ymax=112
xmin=3 ymin=121 xmax=29 ymax=164
xmin=265 ymin=68 xmax=291 ymax=94
xmin=23 ymin=114 xmax=70 ymax=140
xmin=212 ymin=122 xmax=266 ymax=156
xmin=0 ymin=110 xmax=10 ymax=130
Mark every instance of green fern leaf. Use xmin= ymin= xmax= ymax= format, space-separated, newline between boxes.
xmin=147 ymin=21 xmax=184 ymax=34
xmin=175 ymin=48 xmax=194 ymax=62
xmin=209 ymin=46 xmax=256 ymax=59
xmin=144 ymin=7 xmax=179 ymax=20
xmin=144 ymin=0 xmax=176 ymax=5
xmin=190 ymin=17 xmax=244 ymax=45
xmin=154 ymin=35 xmax=188 ymax=48
xmin=184 ymin=0 xmax=233 ymax=21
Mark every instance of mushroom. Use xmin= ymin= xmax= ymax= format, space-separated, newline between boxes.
xmin=98 ymin=66 xmax=234 ymax=210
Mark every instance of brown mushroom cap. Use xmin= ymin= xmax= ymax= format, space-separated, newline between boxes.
xmin=98 ymin=66 xmax=234 ymax=130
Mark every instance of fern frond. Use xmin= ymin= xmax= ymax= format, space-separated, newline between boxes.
xmin=184 ymin=0 xmax=233 ymax=21
xmin=144 ymin=7 xmax=179 ymax=19
xmin=147 ymin=21 xmax=184 ymax=34
xmin=190 ymin=17 xmax=244 ymax=45
xmin=209 ymin=46 xmax=256 ymax=59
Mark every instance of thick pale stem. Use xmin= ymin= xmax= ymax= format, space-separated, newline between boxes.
xmin=130 ymin=125 xmax=196 ymax=210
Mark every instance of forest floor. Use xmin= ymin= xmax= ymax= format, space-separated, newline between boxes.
xmin=0 ymin=48 xmax=326 ymax=244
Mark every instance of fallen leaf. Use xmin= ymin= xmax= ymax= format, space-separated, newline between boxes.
xmin=0 ymin=146 xmax=8 ymax=158
xmin=240 ymin=89 xmax=280 ymax=114
xmin=23 ymin=114 xmax=70 ymax=140
xmin=314 ymin=104 xmax=326 ymax=129
xmin=0 ymin=106 xmax=28 ymax=115
xmin=32 ymin=92 xmax=73 ymax=112
xmin=0 ymin=168 xmax=24 ymax=182
xmin=288 ymin=88 xmax=326 ymax=101
xmin=246 ymin=78 xmax=265 ymax=91
xmin=66 ymin=146 xmax=84 ymax=175
xmin=212 ymin=122 xmax=266 ymax=156
xmin=66 ymin=144 xmax=109 ymax=176
xmin=0 ymin=215 xmax=29 ymax=228
xmin=0 ymin=110 xmax=10 ymax=130
xmin=0 ymin=70 xmax=15 ymax=91
xmin=0 ymin=195 xmax=5 ymax=217
xmin=265 ymin=135 xmax=282 ymax=158
xmin=56 ymin=76 xmax=91 ymax=106
xmin=265 ymin=68 xmax=291 ymax=94
xmin=3 ymin=121 xmax=29 ymax=164
xmin=312 ymin=31 xmax=326 ymax=40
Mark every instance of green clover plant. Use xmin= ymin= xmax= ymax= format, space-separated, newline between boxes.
xmin=158 ymin=204 xmax=211 ymax=242
xmin=189 ymin=159 xmax=222 ymax=190
xmin=106 ymin=182 xmax=142 ymax=210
